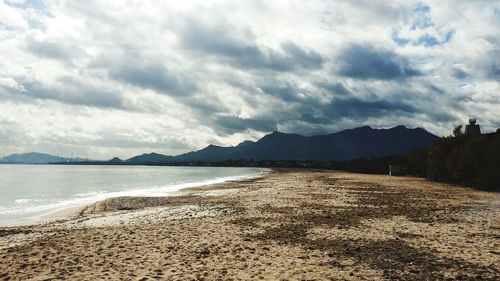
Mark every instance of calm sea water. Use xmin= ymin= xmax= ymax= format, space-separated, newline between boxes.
xmin=0 ymin=165 xmax=267 ymax=223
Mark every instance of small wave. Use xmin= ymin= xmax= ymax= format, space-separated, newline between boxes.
xmin=14 ymin=198 xmax=42 ymax=204
xmin=0 ymin=168 xmax=270 ymax=223
xmin=74 ymin=191 xmax=106 ymax=198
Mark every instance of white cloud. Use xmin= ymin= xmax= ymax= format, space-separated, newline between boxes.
xmin=0 ymin=0 xmax=28 ymax=30
xmin=0 ymin=0 xmax=499 ymax=159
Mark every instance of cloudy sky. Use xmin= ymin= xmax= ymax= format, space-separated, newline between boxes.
xmin=0 ymin=0 xmax=499 ymax=159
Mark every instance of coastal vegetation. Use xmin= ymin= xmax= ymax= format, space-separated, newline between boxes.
xmin=233 ymin=131 xmax=500 ymax=192
xmin=425 ymin=131 xmax=500 ymax=191
xmin=241 ymin=130 xmax=500 ymax=192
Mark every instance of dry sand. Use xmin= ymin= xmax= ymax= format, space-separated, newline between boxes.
xmin=0 ymin=169 xmax=499 ymax=280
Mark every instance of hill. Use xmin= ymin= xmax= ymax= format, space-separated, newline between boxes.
xmin=126 ymin=125 xmax=438 ymax=164
xmin=125 ymin=153 xmax=174 ymax=164
xmin=0 ymin=152 xmax=85 ymax=164
xmin=170 ymin=125 xmax=438 ymax=162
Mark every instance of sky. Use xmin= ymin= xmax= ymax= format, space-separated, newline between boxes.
xmin=0 ymin=0 xmax=499 ymax=159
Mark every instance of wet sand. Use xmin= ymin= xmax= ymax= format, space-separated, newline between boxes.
xmin=1 ymin=169 xmax=499 ymax=280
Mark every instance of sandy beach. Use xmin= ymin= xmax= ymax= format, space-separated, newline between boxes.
xmin=1 ymin=169 xmax=499 ymax=280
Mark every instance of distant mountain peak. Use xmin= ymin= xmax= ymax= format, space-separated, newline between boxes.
xmin=125 ymin=152 xmax=173 ymax=163
xmin=358 ymin=125 xmax=372 ymax=129
xmin=268 ymin=131 xmax=301 ymax=136
xmin=142 ymin=152 xmax=162 ymax=156
xmin=236 ymin=140 xmax=254 ymax=147
xmin=0 ymin=152 xmax=86 ymax=164
xmin=259 ymin=131 xmax=304 ymax=142
xmin=205 ymin=144 xmax=225 ymax=149
xmin=109 ymin=157 xmax=123 ymax=163
xmin=391 ymin=125 xmax=407 ymax=129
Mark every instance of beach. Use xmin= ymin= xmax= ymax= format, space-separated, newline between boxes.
xmin=1 ymin=169 xmax=499 ymax=280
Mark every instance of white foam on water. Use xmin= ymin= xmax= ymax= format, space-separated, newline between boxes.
xmin=0 ymin=167 xmax=270 ymax=225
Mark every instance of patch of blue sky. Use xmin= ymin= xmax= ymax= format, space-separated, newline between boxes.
xmin=391 ymin=30 xmax=410 ymax=46
xmin=416 ymin=34 xmax=440 ymax=47
xmin=412 ymin=2 xmax=434 ymax=30
xmin=5 ymin=0 xmax=46 ymax=12
xmin=392 ymin=29 xmax=453 ymax=48
xmin=411 ymin=16 xmax=433 ymax=30
xmin=414 ymin=3 xmax=430 ymax=13
xmin=393 ymin=1 xmax=455 ymax=48
xmin=443 ymin=30 xmax=455 ymax=43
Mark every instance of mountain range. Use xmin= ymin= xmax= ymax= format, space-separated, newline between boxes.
xmin=0 ymin=152 xmax=86 ymax=164
xmin=117 ymin=125 xmax=439 ymax=164
xmin=0 ymin=125 xmax=439 ymax=165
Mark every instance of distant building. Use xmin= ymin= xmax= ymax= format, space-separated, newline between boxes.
xmin=464 ymin=119 xmax=481 ymax=135
xmin=389 ymin=165 xmax=406 ymax=176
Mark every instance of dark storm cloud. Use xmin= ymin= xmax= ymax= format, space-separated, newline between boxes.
xmin=260 ymin=83 xmax=301 ymax=102
xmin=326 ymin=97 xmax=417 ymax=118
xmin=24 ymin=35 xmax=85 ymax=61
xmin=259 ymin=82 xmax=324 ymax=106
xmin=486 ymin=57 xmax=500 ymax=80
xmin=109 ymin=62 xmax=196 ymax=96
xmin=280 ymin=42 xmax=324 ymax=69
xmin=214 ymin=115 xmax=277 ymax=134
xmin=425 ymin=83 xmax=445 ymax=95
xmin=334 ymin=44 xmax=420 ymax=80
xmin=178 ymin=17 xmax=324 ymax=71
xmin=184 ymin=96 xmax=229 ymax=115
xmin=289 ymin=96 xmax=418 ymax=126
xmin=452 ymin=68 xmax=467 ymax=80
xmin=7 ymin=76 xmax=126 ymax=109
xmin=294 ymin=105 xmax=331 ymax=125
xmin=211 ymin=83 xmax=422 ymax=134
xmin=318 ymin=82 xmax=351 ymax=96
xmin=488 ymin=66 xmax=500 ymax=79
xmin=242 ymin=78 xmax=422 ymax=132
xmin=469 ymin=41 xmax=500 ymax=80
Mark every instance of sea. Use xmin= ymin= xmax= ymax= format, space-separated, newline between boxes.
xmin=0 ymin=165 xmax=268 ymax=225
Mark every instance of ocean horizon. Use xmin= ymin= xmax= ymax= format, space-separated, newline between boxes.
xmin=0 ymin=165 xmax=268 ymax=225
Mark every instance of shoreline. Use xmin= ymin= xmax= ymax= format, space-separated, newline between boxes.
xmin=0 ymin=204 xmax=89 ymax=228
xmin=1 ymin=169 xmax=498 ymax=280
xmin=0 ymin=168 xmax=270 ymax=228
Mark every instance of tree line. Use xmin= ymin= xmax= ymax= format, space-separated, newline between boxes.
xmin=320 ymin=129 xmax=500 ymax=192
xmin=195 ymin=130 xmax=500 ymax=192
